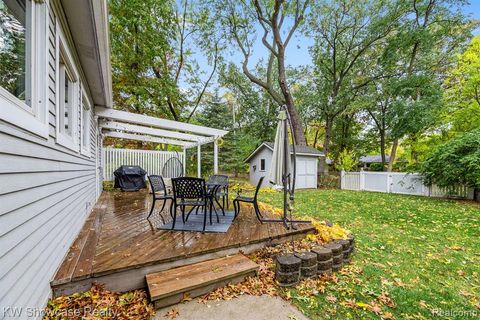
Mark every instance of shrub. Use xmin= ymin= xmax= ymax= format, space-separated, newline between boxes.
xmin=421 ymin=129 xmax=480 ymax=192
xmin=336 ymin=149 xmax=357 ymax=171
xmin=368 ymin=162 xmax=386 ymax=171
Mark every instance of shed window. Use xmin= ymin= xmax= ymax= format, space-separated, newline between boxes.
xmin=260 ymin=159 xmax=265 ymax=171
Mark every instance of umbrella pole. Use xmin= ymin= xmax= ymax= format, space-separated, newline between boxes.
xmin=260 ymin=105 xmax=310 ymax=228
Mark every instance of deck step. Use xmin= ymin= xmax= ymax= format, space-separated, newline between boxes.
xmin=146 ymin=254 xmax=259 ymax=309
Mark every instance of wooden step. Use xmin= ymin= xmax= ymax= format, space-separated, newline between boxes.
xmin=146 ymin=254 xmax=259 ymax=309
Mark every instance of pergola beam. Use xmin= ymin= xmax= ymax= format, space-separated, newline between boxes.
xmin=183 ymin=136 xmax=218 ymax=148
xmin=100 ymin=120 xmax=200 ymax=142
xmin=103 ymin=131 xmax=188 ymax=147
xmin=96 ymin=106 xmax=228 ymax=137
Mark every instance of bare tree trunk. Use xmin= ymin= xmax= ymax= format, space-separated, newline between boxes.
xmin=380 ymin=129 xmax=386 ymax=170
xmin=276 ymin=37 xmax=307 ymax=145
xmin=387 ymin=138 xmax=398 ymax=172
xmin=320 ymin=117 xmax=333 ymax=174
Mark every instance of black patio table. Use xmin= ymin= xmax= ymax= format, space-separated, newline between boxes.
xmin=206 ymin=175 xmax=229 ymax=215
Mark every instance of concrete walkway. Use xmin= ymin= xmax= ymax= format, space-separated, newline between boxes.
xmin=154 ymin=295 xmax=309 ymax=320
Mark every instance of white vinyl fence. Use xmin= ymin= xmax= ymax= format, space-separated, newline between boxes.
xmin=340 ymin=170 xmax=474 ymax=199
xmin=102 ymin=147 xmax=184 ymax=181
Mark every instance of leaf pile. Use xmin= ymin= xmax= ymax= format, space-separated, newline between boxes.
xmin=44 ymin=283 xmax=155 ymax=320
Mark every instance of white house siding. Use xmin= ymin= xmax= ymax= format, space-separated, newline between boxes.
xmin=0 ymin=5 xmax=100 ymax=319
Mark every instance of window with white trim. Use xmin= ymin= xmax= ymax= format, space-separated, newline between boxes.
xmin=0 ymin=0 xmax=48 ymax=137
xmin=260 ymin=158 xmax=266 ymax=171
xmin=81 ymin=92 xmax=91 ymax=156
xmin=59 ymin=58 xmax=75 ymax=137
xmin=55 ymin=21 xmax=79 ymax=151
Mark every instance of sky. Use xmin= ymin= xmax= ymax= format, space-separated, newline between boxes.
xmin=191 ymin=1 xmax=480 ymax=84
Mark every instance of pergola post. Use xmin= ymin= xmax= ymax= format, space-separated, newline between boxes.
xmin=182 ymin=147 xmax=187 ymax=176
xmin=213 ymin=138 xmax=218 ymax=174
xmin=197 ymin=144 xmax=201 ymax=178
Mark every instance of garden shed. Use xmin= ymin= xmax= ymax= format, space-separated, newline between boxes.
xmin=245 ymin=142 xmax=324 ymax=189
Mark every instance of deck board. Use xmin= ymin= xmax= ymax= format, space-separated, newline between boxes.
xmin=52 ymin=190 xmax=314 ymax=286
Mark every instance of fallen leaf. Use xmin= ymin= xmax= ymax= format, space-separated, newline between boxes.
xmin=165 ymin=308 xmax=179 ymax=319
xmin=326 ymin=295 xmax=338 ymax=304
xmin=382 ymin=311 xmax=395 ymax=319
xmin=182 ymin=292 xmax=192 ymax=302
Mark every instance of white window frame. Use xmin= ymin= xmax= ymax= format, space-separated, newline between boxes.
xmin=0 ymin=0 xmax=49 ymax=137
xmin=55 ymin=19 xmax=80 ymax=152
xmin=80 ymin=87 xmax=91 ymax=156
xmin=259 ymin=158 xmax=266 ymax=172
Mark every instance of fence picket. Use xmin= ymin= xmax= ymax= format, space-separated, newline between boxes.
xmin=102 ymin=147 xmax=184 ymax=181
xmin=341 ymin=171 xmax=473 ymax=200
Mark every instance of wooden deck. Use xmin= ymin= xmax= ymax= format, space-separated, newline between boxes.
xmin=51 ymin=190 xmax=314 ymax=296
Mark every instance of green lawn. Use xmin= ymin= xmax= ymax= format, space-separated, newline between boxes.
xmin=260 ymin=189 xmax=480 ymax=319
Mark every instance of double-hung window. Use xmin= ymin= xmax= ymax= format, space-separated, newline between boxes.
xmin=81 ymin=89 xmax=91 ymax=156
xmin=55 ymin=21 xmax=79 ymax=151
xmin=0 ymin=0 xmax=48 ymax=137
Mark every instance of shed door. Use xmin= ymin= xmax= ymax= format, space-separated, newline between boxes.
xmin=296 ymin=158 xmax=317 ymax=189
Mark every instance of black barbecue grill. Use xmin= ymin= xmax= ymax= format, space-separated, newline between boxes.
xmin=114 ymin=165 xmax=147 ymax=191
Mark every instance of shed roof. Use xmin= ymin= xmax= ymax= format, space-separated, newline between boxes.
xmin=245 ymin=142 xmax=324 ymax=162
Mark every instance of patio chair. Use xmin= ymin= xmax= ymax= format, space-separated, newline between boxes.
xmin=233 ymin=176 xmax=264 ymax=222
xmin=147 ymin=175 xmax=174 ymax=219
xmin=171 ymin=177 xmax=211 ymax=231
xmin=207 ymin=174 xmax=229 ymax=214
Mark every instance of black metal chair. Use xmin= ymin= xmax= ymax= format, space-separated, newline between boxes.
xmin=233 ymin=176 xmax=264 ymax=222
xmin=147 ymin=175 xmax=174 ymax=219
xmin=171 ymin=177 xmax=212 ymax=231
xmin=207 ymin=174 xmax=229 ymax=214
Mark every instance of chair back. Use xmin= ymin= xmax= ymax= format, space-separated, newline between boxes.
xmin=172 ymin=177 xmax=206 ymax=200
xmin=148 ymin=175 xmax=166 ymax=193
xmin=254 ymin=177 xmax=265 ymax=200
xmin=207 ymin=174 xmax=229 ymax=186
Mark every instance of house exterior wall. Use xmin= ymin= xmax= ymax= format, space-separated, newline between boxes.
xmin=248 ymin=147 xmax=319 ymax=189
xmin=0 ymin=2 xmax=101 ymax=318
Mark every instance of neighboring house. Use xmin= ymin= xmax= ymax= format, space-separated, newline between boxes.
xmin=359 ymin=155 xmax=390 ymax=169
xmin=245 ymin=142 xmax=324 ymax=189
xmin=0 ymin=0 xmax=111 ymax=317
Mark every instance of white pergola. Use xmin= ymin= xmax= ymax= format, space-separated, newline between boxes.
xmin=95 ymin=107 xmax=228 ymax=177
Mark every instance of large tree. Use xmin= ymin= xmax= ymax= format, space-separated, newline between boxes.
xmin=306 ymin=0 xmax=402 ymax=172
xmin=109 ymin=0 xmax=220 ymax=121
xmin=203 ymin=0 xmax=310 ymax=145
xmin=443 ymin=36 xmax=480 ymax=134
xmin=381 ymin=0 xmax=470 ymax=171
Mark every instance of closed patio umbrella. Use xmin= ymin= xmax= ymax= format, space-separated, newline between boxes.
xmin=261 ymin=106 xmax=308 ymax=229
xmin=269 ymin=110 xmax=292 ymax=188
